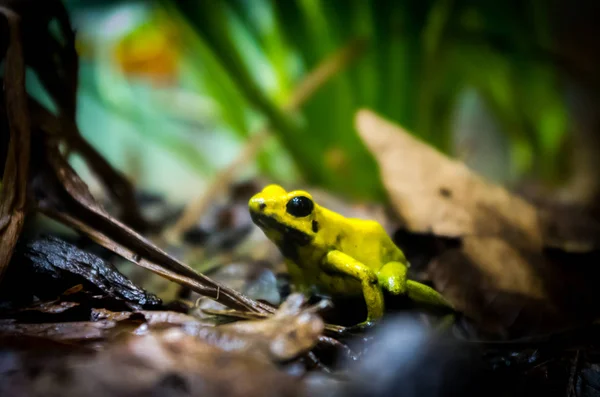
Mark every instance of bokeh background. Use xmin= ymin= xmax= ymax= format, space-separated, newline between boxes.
xmin=47 ymin=0 xmax=600 ymax=209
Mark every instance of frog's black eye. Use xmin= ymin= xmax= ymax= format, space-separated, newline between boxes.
xmin=286 ymin=196 xmax=314 ymax=217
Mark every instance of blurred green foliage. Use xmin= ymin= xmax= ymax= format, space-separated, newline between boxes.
xmin=66 ymin=0 xmax=569 ymax=201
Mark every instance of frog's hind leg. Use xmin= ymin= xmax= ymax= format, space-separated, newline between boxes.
xmin=378 ymin=261 xmax=453 ymax=311
xmin=379 ymin=261 xmax=455 ymax=331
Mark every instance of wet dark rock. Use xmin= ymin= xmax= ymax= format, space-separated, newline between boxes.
xmin=4 ymin=236 xmax=161 ymax=309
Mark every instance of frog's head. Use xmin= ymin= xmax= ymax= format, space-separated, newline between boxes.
xmin=249 ymin=184 xmax=318 ymax=247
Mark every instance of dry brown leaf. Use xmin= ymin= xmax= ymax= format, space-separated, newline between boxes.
xmin=0 ymin=319 xmax=143 ymax=342
xmin=90 ymin=297 xmax=324 ymax=364
xmin=0 ymin=328 xmax=303 ymax=397
xmin=1 ymin=294 xmax=323 ymax=364
xmin=215 ymin=294 xmax=324 ymax=362
xmin=355 ymin=109 xmax=543 ymax=251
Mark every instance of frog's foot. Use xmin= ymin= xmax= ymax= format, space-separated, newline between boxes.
xmin=406 ymin=280 xmax=454 ymax=311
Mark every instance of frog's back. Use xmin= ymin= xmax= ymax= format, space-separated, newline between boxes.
xmin=336 ymin=217 xmax=407 ymax=270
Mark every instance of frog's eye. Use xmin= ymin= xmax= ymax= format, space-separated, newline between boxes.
xmin=286 ymin=196 xmax=314 ymax=217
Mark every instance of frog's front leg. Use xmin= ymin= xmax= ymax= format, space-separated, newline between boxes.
xmin=322 ymin=250 xmax=385 ymax=325
xmin=378 ymin=261 xmax=453 ymax=310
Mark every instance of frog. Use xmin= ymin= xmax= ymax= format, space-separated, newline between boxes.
xmin=248 ymin=184 xmax=453 ymax=329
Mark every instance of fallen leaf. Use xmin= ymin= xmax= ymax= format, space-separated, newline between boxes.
xmin=215 ymin=294 xmax=324 ymax=362
xmin=91 ymin=299 xmax=324 ymax=364
xmin=0 ymin=328 xmax=303 ymax=397
xmin=0 ymin=319 xmax=143 ymax=342
xmin=355 ymin=109 xmax=542 ymax=250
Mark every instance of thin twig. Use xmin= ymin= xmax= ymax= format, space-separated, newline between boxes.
xmin=39 ymin=205 xmax=272 ymax=315
xmin=0 ymin=7 xmax=31 ymax=282
xmin=29 ymin=98 xmax=149 ymax=230
xmin=34 ymin=142 xmax=276 ymax=315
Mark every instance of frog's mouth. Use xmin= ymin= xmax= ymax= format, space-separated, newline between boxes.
xmin=250 ymin=212 xmax=312 ymax=246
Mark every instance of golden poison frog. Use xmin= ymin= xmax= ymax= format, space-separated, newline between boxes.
xmin=249 ymin=184 xmax=453 ymax=328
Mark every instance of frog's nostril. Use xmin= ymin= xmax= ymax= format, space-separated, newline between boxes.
xmin=249 ymin=197 xmax=267 ymax=213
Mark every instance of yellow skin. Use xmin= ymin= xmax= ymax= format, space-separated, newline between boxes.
xmin=249 ymin=184 xmax=453 ymax=328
